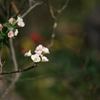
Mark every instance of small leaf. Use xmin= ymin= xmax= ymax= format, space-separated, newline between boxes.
xmin=3 ymin=23 xmax=14 ymax=28
xmin=0 ymin=33 xmax=4 ymax=39
xmin=0 ymin=41 xmax=3 ymax=47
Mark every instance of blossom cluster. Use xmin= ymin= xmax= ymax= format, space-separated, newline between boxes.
xmin=0 ymin=16 xmax=25 ymax=39
xmin=24 ymin=45 xmax=50 ymax=62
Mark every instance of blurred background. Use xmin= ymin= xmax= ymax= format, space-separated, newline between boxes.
xmin=1 ymin=0 xmax=100 ymax=100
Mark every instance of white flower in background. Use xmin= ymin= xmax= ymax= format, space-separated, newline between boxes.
xmin=17 ymin=17 xmax=23 ymax=22
xmin=0 ymin=24 xmax=3 ymax=30
xmin=41 ymin=56 xmax=49 ymax=62
xmin=17 ymin=16 xmax=25 ymax=27
xmin=24 ymin=50 xmax=32 ymax=57
xmin=8 ymin=31 xmax=14 ymax=38
xmin=31 ymin=54 xmax=41 ymax=62
xmin=17 ymin=21 xmax=25 ymax=27
xmin=14 ymin=29 xmax=18 ymax=36
xmin=8 ymin=18 xmax=15 ymax=25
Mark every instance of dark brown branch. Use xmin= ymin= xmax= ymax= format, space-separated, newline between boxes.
xmin=0 ymin=63 xmax=37 ymax=75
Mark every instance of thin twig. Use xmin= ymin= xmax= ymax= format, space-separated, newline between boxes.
xmin=0 ymin=63 xmax=37 ymax=75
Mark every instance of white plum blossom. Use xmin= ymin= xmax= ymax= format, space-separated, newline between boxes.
xmin=42 ymin=47 xmax=50 ymax=54
xmin=31 ymin=54 xmax=41 ymax=62
xmin=35 ymin=44 xmax=50 ymax=54
xmin=41 ymin=56 xmax=49 ymax=62
xmin=14 ymin=29 xmax=18 ymax=36
xmin=24 ymin=45 xmax=50 ymax=63
xmin=24 ymin=50 xmax=32 ymax=57
xmin=8 ymin=31 xmax=14 ymax=38
xmin=35 ymin=44 xmax=43 ymax=51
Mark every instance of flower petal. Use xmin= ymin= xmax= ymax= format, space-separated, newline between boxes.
xmin=14 ymin=29 xmax=18 ymax=36
xmin=17 ymin=21 xmax=25 ymax=27
xmin=42 ymin=56 xmax=49 ymax=62
xmin=35 ymin=44 xmax=43 ymax=51
xmin=8 ymin=31 xmax=14 ymax=38
xmin=42 ymin=47 xmax=50 ymax=54
xmin=0 ymin=24 xmax=3 ymax=30
xmin=24 ymin=50 xmax=32 ymax=57
xmin=31 ymin=54 xmax=41 ymax=62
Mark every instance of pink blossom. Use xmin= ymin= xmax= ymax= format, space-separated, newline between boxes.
xmin=35 ymin=50 xmax=42 ymax=56
xmin=8 ymin=31 xmax=14 ymax=38
xmin=0 ymin=24 xmax=3 ymax=30
xmin=17 ymin=17 xmax=25 ymax=27
xmin=35 ymin=44 xmax=43 ymax=51
xmin=35 ymin=44 xmax=50 ymax=54
xmin=17 ymin=21 xmax=25 ymax=27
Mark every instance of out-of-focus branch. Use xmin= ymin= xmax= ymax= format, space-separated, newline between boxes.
xmin=10 ymin=1 xmax=21 ymax=16
xmin=67 ymin=84 xmax=85 ymax=100
xmin=9 ymin=39 xmax=18 ymax=71
xmin=21 ymin=0 xmax=44 ymax=18
xmin=29 ymin=0 xmax=33 ymax=7
xmin=0 ymin=47 xmax=2 ymax=73
xmin=1 ymin=32 xmax=20 ymax=99
xmin=57 ymin=0 xmax=69 ymax=13
xmin=10 ymin=0 xmax=43 ymax=18
xmin=47 ymin=0 xmax=56 ymax=19
xmin=47 ymin=0 xmax=69 ymax=48
xmin=0 ymin=0 xmax=7 ymax=21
